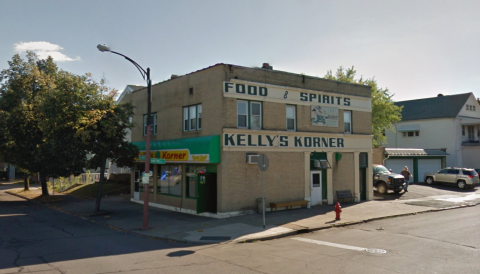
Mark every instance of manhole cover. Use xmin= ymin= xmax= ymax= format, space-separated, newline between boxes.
xmin=366 ymin=248 xmax=387 ymax=254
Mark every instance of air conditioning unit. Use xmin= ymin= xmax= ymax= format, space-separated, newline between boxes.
xmin=247 ymin=154 xmax=259 ymax=164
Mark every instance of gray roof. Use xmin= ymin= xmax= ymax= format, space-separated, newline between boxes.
xmin=384 ymin=148 xmax=449 ymax=156
xmin=395 ymin=93 xmax=471 ymax=121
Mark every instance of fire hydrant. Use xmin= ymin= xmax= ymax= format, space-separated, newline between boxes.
xmin=335 ymin=202 xmax=342 ymax=220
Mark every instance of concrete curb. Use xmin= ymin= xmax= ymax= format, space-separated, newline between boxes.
xmin=5 ymin=190 xmax=479 ymax=245
xmin=240 ymin=203 xmax=479 ymax=243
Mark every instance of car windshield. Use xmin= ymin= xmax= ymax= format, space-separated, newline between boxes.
xmin=375 ymin=166 xmax=390 ymax=174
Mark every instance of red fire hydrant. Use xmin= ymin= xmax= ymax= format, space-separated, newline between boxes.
xmin=335 ymin=202 xmax=342 ymax=220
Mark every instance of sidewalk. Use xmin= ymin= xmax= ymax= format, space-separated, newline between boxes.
xmin=4 ymin=183 xmax=480 ymax=244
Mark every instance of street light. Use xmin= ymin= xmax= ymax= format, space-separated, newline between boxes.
xmin=97 ymin=44 xmax=152 ymax=230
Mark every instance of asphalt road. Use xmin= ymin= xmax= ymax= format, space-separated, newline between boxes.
xmin=1 ymin=187 xmax=479 ymax=274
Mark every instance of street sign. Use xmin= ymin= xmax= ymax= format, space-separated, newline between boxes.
xmin=150 ymin=158 xmax=166 ymax=164
xmin=257 ymin=154 xmax=269 ymax=171
xmin=139 ymin=155 xmax=146 ymax=160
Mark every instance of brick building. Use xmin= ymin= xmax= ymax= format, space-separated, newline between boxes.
xmin=120 ymin=63 xmax=373 ymax=217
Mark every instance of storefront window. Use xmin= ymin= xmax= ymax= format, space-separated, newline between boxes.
xmin=185 ymin=165 xmax=206 ymax=198
xmin=157 ymin=164 xmax=182 ymax=196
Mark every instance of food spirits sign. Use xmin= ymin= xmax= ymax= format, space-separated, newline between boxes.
xmin=223 ymin=80 xmax=371 ymax=112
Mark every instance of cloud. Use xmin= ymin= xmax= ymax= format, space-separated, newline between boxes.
xmin=14 ymin=41 xmax=80 ymax=62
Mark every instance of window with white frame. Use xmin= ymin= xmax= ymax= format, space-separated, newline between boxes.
xmin=183 ymin=104 xmax=202 ymax=131
xmin=237 ymin=100 xmax=262 ymax=129
xmin=143 ymin=113 xmax=157 ymax=136
xmin=344 ymin=110 xmax=352 ymax=134
xmin=402 ymin=131 xmax=419 ymax=137
xmin=286 ymin=105 xmax=296 ymax=131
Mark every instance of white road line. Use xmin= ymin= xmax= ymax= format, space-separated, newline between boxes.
xmin=291 ymin=237 xmax=366 ymax=251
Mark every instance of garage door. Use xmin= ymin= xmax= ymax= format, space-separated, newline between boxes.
xmin=418 ymin=159 xmax=442 ymax=182
xmin=385 ymin=159 xmax=414 ymax=178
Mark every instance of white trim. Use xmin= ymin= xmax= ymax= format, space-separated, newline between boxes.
xmin=130 ymin=198 xmax=255 ymax=219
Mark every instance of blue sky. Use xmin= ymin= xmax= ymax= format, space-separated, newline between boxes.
xmin=1 ymin=0 xmax=479 ymax=101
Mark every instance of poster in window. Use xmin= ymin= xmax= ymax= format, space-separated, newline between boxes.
xmin=311 ymin=106 xmax=339 ymax=127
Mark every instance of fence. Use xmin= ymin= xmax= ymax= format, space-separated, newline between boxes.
xmin=48 ymin=173 xmax=105 ymax=193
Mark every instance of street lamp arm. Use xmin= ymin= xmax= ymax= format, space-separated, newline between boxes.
xmin=110 ymin=50 xmax=147 ymax=80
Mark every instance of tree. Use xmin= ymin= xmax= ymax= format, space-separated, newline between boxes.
xmin=84 ymin=98 xmax=138 ymax=212
xmin=0 ymin=53 xmax=117 ymax=195
xmin=324 ymin=66 xmax=402 ymax=147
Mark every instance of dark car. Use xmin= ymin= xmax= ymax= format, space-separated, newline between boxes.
xmin=373 ymin=164 xmax=405 ymax=194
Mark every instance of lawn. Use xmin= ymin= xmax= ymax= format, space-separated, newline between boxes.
xmin=62 ymin=182 xmax=130 ymax=200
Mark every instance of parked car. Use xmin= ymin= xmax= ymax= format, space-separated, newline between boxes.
xmin=424 ymin=167 xmax=479 ymax=189
xmin=373 ymin=164 xmax=405 ymax=194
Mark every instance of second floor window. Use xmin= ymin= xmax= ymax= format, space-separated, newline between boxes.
xmin=237 ymin=100 xmax=262 ymax=130
xmin=344 ymin=110 xmax=352 ymax=134
xmin=183 ymin=104 xmax=202 ymax=131
xmin=143 ymin=113 xmax=157 ymax=136
xmin=286 ymin=105 xmax=296 ymax=131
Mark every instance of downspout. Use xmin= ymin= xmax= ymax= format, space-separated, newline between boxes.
xmin=383 ymin=152 xmax=390 ymax=166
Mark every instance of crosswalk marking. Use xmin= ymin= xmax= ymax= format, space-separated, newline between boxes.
xmin=291 ymin=237 xmax=367 ymax=251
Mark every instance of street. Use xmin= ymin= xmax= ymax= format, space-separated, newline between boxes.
xmin=1 ymin=185 xmax=479 ymax=274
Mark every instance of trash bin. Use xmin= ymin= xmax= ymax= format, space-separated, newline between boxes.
xmin=257 ymin=198 xmax=267 ymax=214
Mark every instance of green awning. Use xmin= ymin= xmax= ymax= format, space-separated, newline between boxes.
xmin=132 ymin=135 xmax=220 ymax=164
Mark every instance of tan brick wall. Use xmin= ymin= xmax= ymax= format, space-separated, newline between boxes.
xmin=372 ymin=147 xmax=386 ymax=165
xmin=218 ymin=151 xmax=304 ymax=212
xmin=121 ymin=65 xmax=228 ymax=143
xmin=352 ymin=110 xmax=372 ymax=135
xmin=331 ymin=152 xmax=355 ymax=197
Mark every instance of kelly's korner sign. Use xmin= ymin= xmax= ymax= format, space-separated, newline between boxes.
xmin=223 ymin=80 xmax=371 ymax=112
xmin=224 ymin=133 xmax=345 ymax=148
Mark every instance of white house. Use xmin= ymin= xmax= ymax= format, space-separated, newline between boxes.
xmin=385 ymin=93 xmax=480 ymax=177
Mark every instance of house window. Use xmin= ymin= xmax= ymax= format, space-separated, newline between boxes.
xmin=344 ymin=110 xmax=352 ymax=134
xmin=143 ymin=113 xmax=157 ymax=136
xmin=466 ymin=105 xmax=469 ymax=111
xmin=286 ymin=105 xmax=296 ymax=131
xmin=157 ymin=164 xmax=182 ymax=196
xmin=462 ymin=125 xmax=465 ymax=136
xmin=183 ymin=104 xmax=202 ymax=131
xmin=237 ymin=100 xmax=262 ymax=129
xmin=402 ymin=131 xmax=419 ymax=137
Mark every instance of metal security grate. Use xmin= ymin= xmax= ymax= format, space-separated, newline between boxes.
xmin=200 ymin=236 xmax=231 ymax=241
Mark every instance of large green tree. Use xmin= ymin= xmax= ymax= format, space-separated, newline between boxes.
xmin=0 ymin=53 xmax=137 ymax=199
xmin=324 ymin=66 xmax=402 ymax=147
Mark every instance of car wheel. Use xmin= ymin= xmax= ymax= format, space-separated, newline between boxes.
xmin=377 ymin=183 xmax=388 ymax=194
xmin=426 ymin=177 xmax=434 ymax=185
xmin=457 ymin=180 xmax=466 ymax=189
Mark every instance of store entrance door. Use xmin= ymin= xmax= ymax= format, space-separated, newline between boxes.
xmin=196 ymin=173 xmax=217 ymax=214
xmin=310 ymin=171 xmax=322 ymax=206
xmin=133 ymin=170 xmax=140 ymax=201
xmin=359 ymin=168 xmax=367 ymax=201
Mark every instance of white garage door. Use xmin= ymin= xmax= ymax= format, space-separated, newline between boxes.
xmin=418 ymin=159 xmax=442 ymax=182
xmin=385 ymin=159 xmax=414 ymax=177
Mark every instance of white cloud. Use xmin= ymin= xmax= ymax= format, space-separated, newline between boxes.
xmin=14 ymin=41 xmax=80 ymax=62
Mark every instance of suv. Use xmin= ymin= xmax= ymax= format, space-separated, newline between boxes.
xmin=373 ymin=164 xmax=406 ymax=194
xmin=424 ymin=168 xmax=479 ymax=189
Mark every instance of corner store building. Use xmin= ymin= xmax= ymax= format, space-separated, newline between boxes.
xmin=120 ymin=63 xmax=373 ymax=217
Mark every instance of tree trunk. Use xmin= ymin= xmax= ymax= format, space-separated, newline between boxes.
xmin=40 ymin=174 xmax=49 ymax=196
xmin=94 ymin=160 xmax=107 ymax=212
xmin=23 ymin=172 xmax=30 ymax=191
